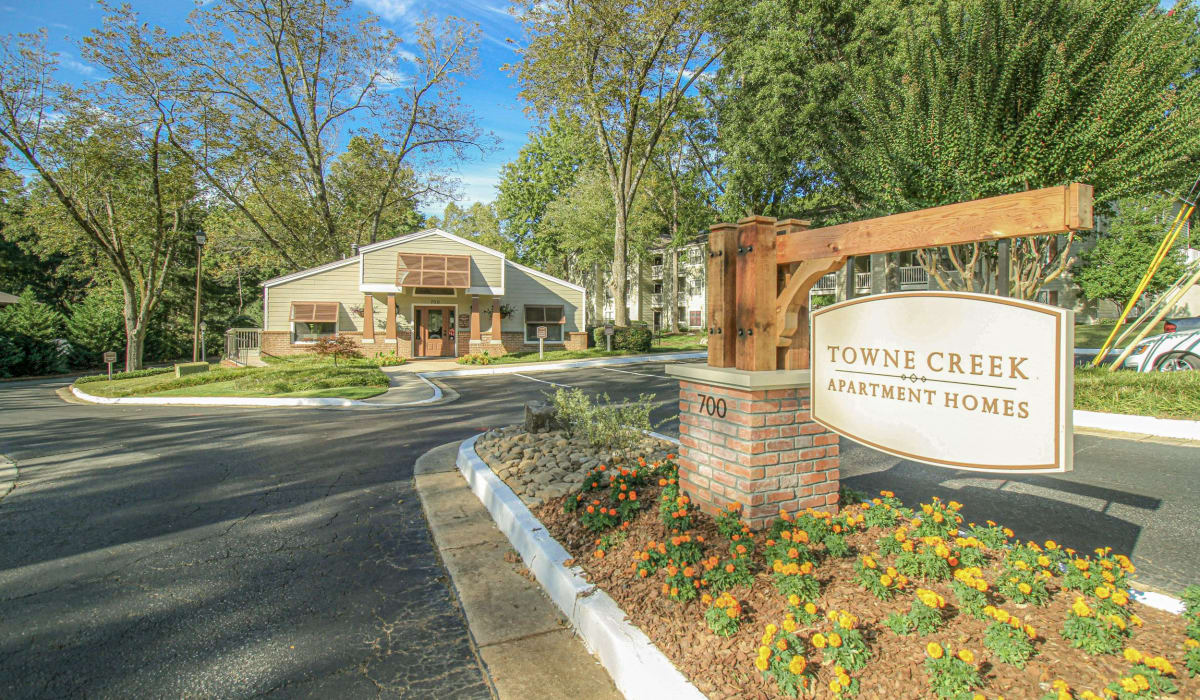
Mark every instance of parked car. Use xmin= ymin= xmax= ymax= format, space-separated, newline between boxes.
xmin=1163 ymin=316 xmax=1200 ymax=333
xmin=1122 ymin=327 xmax=1200 ymax=371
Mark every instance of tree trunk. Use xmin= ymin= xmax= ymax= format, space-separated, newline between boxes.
xmin=666 ymin=244 xmax=679 ymax=330
xmin=592 ymin=261 xmax=604 ymax=322
xmin=612 ymin=208 xmax=629 ymax=326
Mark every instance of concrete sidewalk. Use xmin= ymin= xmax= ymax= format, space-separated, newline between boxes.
xmin=414 ymin=442 xmax=620 ymax=700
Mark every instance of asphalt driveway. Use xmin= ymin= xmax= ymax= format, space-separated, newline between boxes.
xmin=1 ymin=358 xmax=1197 ymax=697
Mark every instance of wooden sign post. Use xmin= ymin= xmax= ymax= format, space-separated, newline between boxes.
xmin=536 ymin=325 xmax=548 ymax=359
xmin=670 ymin=185 xmax=1093 ymax=528
xmin=103 ymin=351 xmax=117 ymax=380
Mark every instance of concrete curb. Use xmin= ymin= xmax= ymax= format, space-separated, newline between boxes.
xmin=422 ymin=351 xmax=706 ymax=378
xmin=455 ymin=435 xmax=704 ymax=700
xmin=1073 ymin=410 xmax=1200 ymax=442
xmin=68 ymin=378 xmax=453 ymax=409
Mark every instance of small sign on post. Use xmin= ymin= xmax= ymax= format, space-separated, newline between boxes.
xmin=604 ymin=323 xmax=614 ymax=352
xmin=536 ymin=325 xmax=548 ymax=359
xmin=103 ymin=351 xmax=117 ymax=380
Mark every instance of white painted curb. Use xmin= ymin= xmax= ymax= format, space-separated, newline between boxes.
xmin=70 ymin=382 xmax=443 ymax=409
xmin=423 ymin=351 xmax=706 ymax=378
xmin=1073 ymin=409 xmax=1200 ymax=442
xmin=455 ymin=434 xmax=704 ymax=700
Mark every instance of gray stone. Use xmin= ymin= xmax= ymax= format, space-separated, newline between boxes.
xmin=524 ymin=401 xmax=558 ymax=433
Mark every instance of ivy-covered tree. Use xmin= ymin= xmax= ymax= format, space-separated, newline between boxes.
xmin=1075 ymin=194 xmax=1188 ymax=307
xmin=835 ymin=0 xmax=1200 ymax=298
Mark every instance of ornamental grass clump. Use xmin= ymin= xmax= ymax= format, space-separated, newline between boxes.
xmin=886 ymin=588 xmax=947 ymax=636
xmin=923 ymin=642 xmax=982 ymax=699
xmin=756 ymin=622 xmax=814 ymax=697
xmin=702 ymin=592 xmax=742 ymax=637
xmin=982 ymin=605 xmax=1038 ymax=667
xmin=1062 ymin=595 xmax=1131 ymax=655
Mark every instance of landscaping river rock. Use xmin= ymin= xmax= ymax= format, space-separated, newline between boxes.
xmin=475 ymin=426 xmax=673 ymax=506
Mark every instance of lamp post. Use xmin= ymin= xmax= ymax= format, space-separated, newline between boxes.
xmin=193 ymin=231 xmax=206 ymax=362
xmin=199 ymin=320 xmax=208 ymax=363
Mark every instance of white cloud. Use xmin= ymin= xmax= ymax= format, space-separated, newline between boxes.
xmin=357 ymin=0 xmax=413 ymax=22
xmin=60 ymin=52 xmax=97 ymax=77
xmin=396 ymin=47 xmax=417 ymax=63
xmin=376 ymin=68 xmax=413 ymax=91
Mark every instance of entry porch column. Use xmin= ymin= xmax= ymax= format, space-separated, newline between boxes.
xmin=363 ymin=294 xmax=375 ymax=342
xmin=386 ymin=293 xmax=397 ymax=341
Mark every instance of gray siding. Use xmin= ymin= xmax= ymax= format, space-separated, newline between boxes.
xmin=265 ymin=263 xmax=363 ymax=332
xmin=500 ymin=262 xmax=585 ymax=335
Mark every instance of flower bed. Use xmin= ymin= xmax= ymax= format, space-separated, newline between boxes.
xmin=531 ymin=455 xmax=1199 ymax=699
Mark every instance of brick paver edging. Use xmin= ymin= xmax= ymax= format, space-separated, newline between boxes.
xmin=455 ymin=435 xmax=705 ymax=700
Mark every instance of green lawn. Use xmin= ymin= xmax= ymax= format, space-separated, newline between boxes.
xmin=1074 ymin=367 xmax=1200 ymax=420
xmin=77 ymin=356 xmax=390 ymax=400
xmin=1075 ymin=322 xmax=1120 ymax=349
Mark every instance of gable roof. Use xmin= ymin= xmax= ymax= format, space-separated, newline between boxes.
xmin=260 ymin=256 xmax=359 ymax=288
xmin=358 ymin=228 xmax=506 ymax=261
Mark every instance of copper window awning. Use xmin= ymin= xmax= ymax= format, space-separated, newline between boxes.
xmin=290 ymin=301 xmax=339 ymax=323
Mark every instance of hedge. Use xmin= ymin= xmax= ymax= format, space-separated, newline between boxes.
xmin=591 ymin=324 xmax=653 ymax=352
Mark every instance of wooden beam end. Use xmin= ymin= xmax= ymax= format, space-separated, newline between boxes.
xmin=1066 ymin=183 xmax=1094 ymax=231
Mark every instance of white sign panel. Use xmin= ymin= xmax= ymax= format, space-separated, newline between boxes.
xmin=811 ymin=292 xmax=1072 ymax=473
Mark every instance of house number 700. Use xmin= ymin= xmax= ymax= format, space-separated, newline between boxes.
xmin=696 ymin=394 xmax=727 ymax=418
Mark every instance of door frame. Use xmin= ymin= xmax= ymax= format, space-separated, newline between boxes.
xmin=411 ymin=303 xmax=460 ymax=358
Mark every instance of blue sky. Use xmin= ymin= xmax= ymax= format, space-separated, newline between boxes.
xmin=0 ymin=0 xmax=535 ymax=216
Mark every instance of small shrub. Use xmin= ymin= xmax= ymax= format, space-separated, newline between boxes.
xmin=1061 ymin=596 xmax=1130 ymax=654
xmin=372 ymin=351 xmax=406 ymax=366
xmin=591 ymin=323 xmax=651 ymax=351
xmin=854 ymin=554 xmax=899 ymax=601
xmin=756 ymin=622 xmax=815 ymax=697
xmin=549 ymin=387 xmax=660 ymax=454
xmin=310 ymin=334 xmax=360 ymax=366
xmin=816 ymin=610 xmax=871 ymax=672
xmin=702 ymin=592 xmax=742 ymax=637
xmin=1104 ymin=649 xmax=1178 ymax=697
xmin=885 ymin=589 xmax=947 ymax=636
xmin=923 ymin=642 xmax=982 ymax=698
xmin=457 ymin=352 xmax=491 ymax=365
xmin=983 ymin=615 xmax=1037 ymax=667
xmin=75 ymin=367 xmax=173 ymax=384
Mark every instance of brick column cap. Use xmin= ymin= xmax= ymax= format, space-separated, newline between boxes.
xmin=666 ymin=363 xmax=812 ymax=391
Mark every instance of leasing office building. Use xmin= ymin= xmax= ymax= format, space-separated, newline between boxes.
xmin=260 ymin=229 xmax=588 ymax=359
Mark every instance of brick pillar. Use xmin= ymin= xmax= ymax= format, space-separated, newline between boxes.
xmin=668 ymin=365 xmax=840 ymax=530
xmin=363 ymin=294 xmax=375 ymax=342
xmin=386 ymin=294 xmax=397 ymax=340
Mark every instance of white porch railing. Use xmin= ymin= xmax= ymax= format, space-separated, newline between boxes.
xmin=813 ymin=274 xmax=837 ymax=292
xmin=855 ymin=272 xmax=871 ymax=291
xmin=649 ymin=293 xmax=663 ymax=306
xmin=651 ymin=264 xmax=664 ymax=279
xmin=900 ymin=266 xmax=929 ymax=287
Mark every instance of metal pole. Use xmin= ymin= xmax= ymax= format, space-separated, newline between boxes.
xmin=996 ymin=239 xmax=1010 ymax=297
xmin=193 ymin=242 xmax=203 ymax=362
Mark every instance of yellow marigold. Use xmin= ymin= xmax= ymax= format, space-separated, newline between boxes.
xmin=812 ymin=633 xmax=827 ymax=649
xmin=1024 ymin=625 xmax=1037 ymax=640
xmin=758 ymin=645 xmax=771 ymax=659
xmin=788 ymin=655 xmax=806 ymax=675
xmin=828 ymin=633 xmax=842 ymax=648
xmin=804 ymin=602 xmax=817 ymax=615
xmin=701 ymin=593 xmax=713 ymax=605
xmin=1045 ymin=540 xmax=1057 ymax=550
xmin=1095 ymin=586 xmax=1111 ymax=599
xmin=1119 ymin=678 xmax=1139 ymax=693
xmin=1071 ymin=598 xmax=1092 ymax=617
xmin=765 ymin=623 xmax=777 ymax=635
xmin=926 ymin=642 xmax=944 ymax=659
xmin=1018 ymin=582 xmax=1032 ymax=595
xmin=754 ymin=656 xmax=768 ymax=671
xmin=880 ymin=574 xmax=893 ymax=587
xmin=1186 ymin=639 xmax=1200 ymax=648
xmin=838 ymin=613 xmax=857 ymax=629
xmin=776 ymin=638 xmax=788 ymax=651
xmin=1074 ymin=559 xmax=1089 ymax=571
xmin=726 ymin=607 xmax=739 ymax=620
xmin=1037 ymin=555 xmax=1051 ymax=568
xmin=829 ymin=679 xmax=842 ymax=694
xmin=958 ymin=649 xmax=975 ymax=664
xmin=975 ymin=580 xmax=988 ymax=593
xmin=862 ymin=555 xmax=877 ymax=569
xmin=787 ymin=594 xmax=800 ymax=606
xmin=995 ymin=609 xmax=1010 ymax=624
xmin=1130 ymin=614 xmax=1143 ymax=627
xmin=782 ymin=619 xmax=797 ymax=633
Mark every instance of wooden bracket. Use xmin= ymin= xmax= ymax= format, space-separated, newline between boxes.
xmin=775 ymin=256 xmax=846 ymax=369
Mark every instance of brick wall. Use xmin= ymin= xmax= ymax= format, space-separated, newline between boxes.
xmin=261 ymin=330 xmax=413 ymax=359
xmin=261 ymin=326 xmax=587 ymax=360
xmin=677 ymin=379 xmax=840 ymax=529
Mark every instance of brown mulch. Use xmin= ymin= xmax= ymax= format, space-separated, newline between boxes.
xmin=534 ymin=488 xmax=1196 ymax=699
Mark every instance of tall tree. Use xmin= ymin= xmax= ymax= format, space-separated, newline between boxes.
xmin=495 ymin=115 xmax=593 ymax=268
xmin=0 ymin=33 xmax=198 ymax=370
xmin=86 ymin=1 xmax=492 ymax=269
xmin=511 ymin=0 xmax=723 ymax=325
xmin=834 ymin=0 xmax=1200 ymax=298
xmin=436 ymin=201 xmax=515 ymax=257
xmin=1075 ymin=194 xmax=1189 ymax=307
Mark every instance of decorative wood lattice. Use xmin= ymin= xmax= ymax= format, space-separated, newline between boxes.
xmin=707 ymin=184 xmax=1095 ymax=372
xmin=290 ymin=301 xmax=339 ymax=323
xmin=397 ymin=253 xmax=471 ymax=288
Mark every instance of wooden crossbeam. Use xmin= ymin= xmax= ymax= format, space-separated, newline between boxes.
xmin=776 ymin=184 xmax=1093 ymax=265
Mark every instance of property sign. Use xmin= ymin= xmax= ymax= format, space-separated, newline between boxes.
xmin=103 ymin=351 xmax=117 ymax=363
xmin=811 ymin=292 xmax=1073 ymax=473
xmin=536 ymin=325 xmax=548 ymax=339
xmin=604 ymin=325 xmax=615 ymax=336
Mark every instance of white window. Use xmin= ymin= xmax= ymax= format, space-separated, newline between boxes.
xmin=525 ymin=305 xmax=564 ymax=342
xmin=290 ymin=302 xmax=339 ymax=343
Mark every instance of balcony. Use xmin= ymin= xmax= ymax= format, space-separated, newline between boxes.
xmin=899 ymin=265 xmax=929 ymax=288
xmin=649 ymin=293 xmax=663 ymax=306
xmin=855 ymin=272 xmax=871 ymax=292
xmin=813 ymin=274 xmax=837 ymax=292
xmin=651 ymin=264 xmax=663 ymax=279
